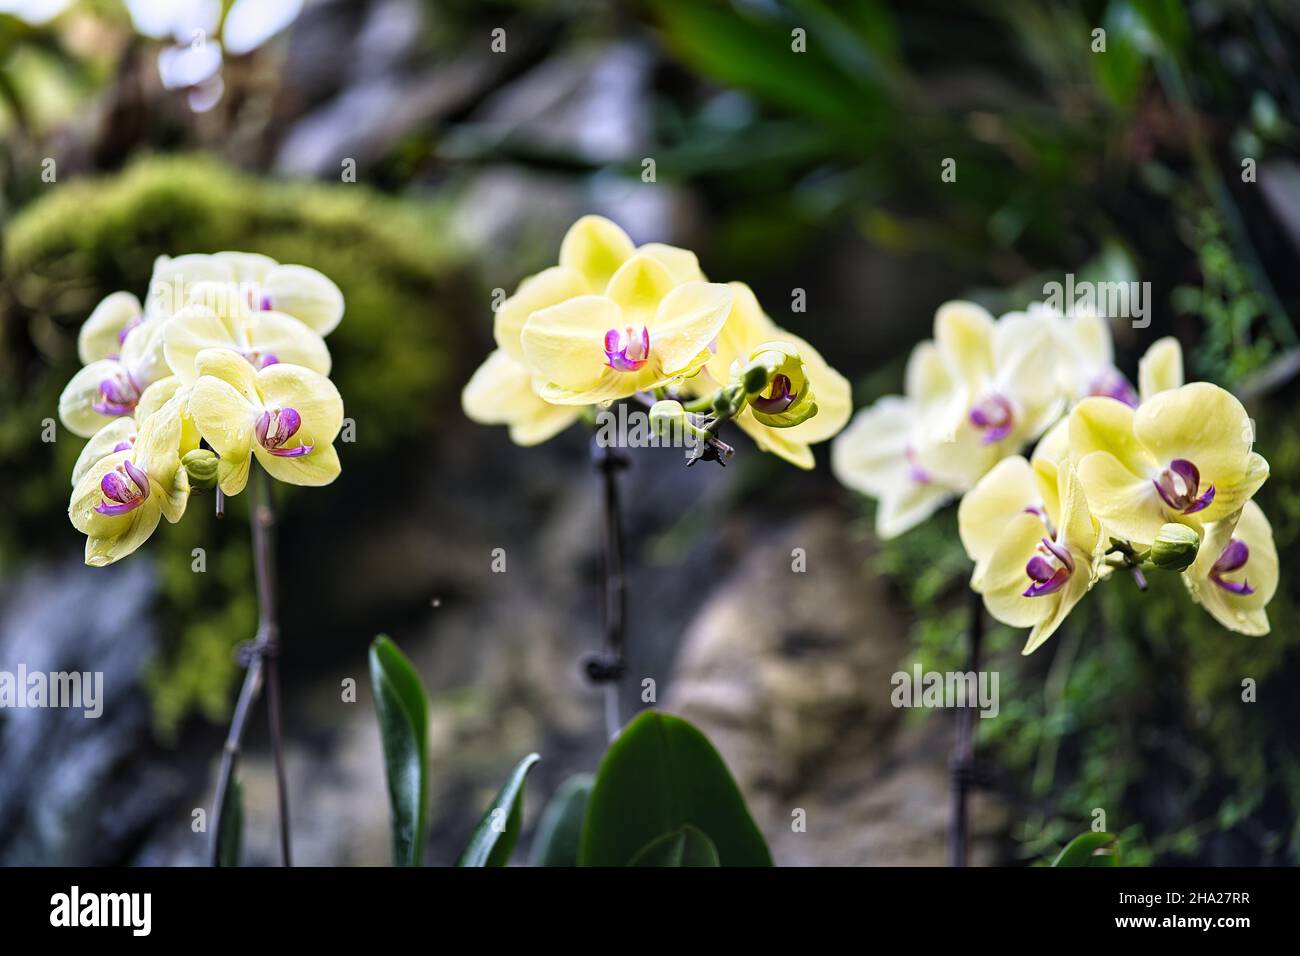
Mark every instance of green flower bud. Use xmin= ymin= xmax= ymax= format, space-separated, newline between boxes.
xmin=731 ymin=341 xmax=818 ymax=428
xmin=1147 ymin=523 xmax=1200 ymax=572
xmin=649 ymin=400 xmax=686 ymax=438
xmin=182 ymin=448 xmax=220 ymax=492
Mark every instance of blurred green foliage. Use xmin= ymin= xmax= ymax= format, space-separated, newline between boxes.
xmin=1 ymin=154 xmax=467 ymax=735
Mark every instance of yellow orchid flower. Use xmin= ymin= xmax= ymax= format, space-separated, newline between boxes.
xmin=832 ymin=340 xmax=967 ymax=537
xmin=464 ymin=216 xmax=706 ymax=443
xmin=188 ymin=349 xmax=343 ymax=495
xmin=68 ymin=395 xmax=190 ymax=567
xmin=521 ymin=251 xmax=733 ymax=405
xmin=78 ymin=291 xmax=144 ymax=364
xmin=1071 ymin=382 xmax=1268 ymax=546
xmin=461 ymin=348 xmax=580 ymax=446
xmin=707 ymin=283 xmax=850 ymax=469
xmin=59 ymin=318 xmax=171 ymax=438
xmin=1182 ymin=500 xmax=1278 ymax=635
xmin=964 ymin=459 xmax=1104 ymax=654
xmin=164 ymin=298 xmax=331 ymax=383
xmin=935 ymin=300 xmax=1064 ymax=453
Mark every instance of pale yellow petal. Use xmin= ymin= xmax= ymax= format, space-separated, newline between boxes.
xmin=934 ymin=300 xmax=995 ymax=390
xmin=189 ymin=376 xmax=256 ymax=467
xmin=875 ymin=481 xmax=954 ymax=540
xmin=1138 ymin=337 xmax=1184 ymax=402
xmin=195 ymin=347 xmax=260 ymax=402
xmin=254 ymin=440 xmax=341 ymax=487
xmin=78 ymin=292 xmax=143 ymax=364
xmin=958 ymin=456 xmax=1039 ymax=577
xmin=1134 ymin=382 xmax=1256 ymax=492
xmin=636 ymin=243 xmax=703 ymax=283
xmin=605 ymin=254 xmax=676 ymax=327
xmin=494 ymin=266 xmax=590 ymax=362
xmin=261 ymin=265 xmax=345 ymax=335
xmin=521 ymin=294 xmax=621 ymax=393
xmin=558 ymin=215 xmax=635 ymax=290
xmin=647 ymin=281 xmax=733 ymax=376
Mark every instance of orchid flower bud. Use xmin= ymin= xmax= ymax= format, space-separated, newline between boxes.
xmin=182 ymin=448 xmax=221 ymax=492
xmin=732 ymin=342 xmax=818 ymax=428
xmin=1147 ymin=523 xmax=1200 ymax=572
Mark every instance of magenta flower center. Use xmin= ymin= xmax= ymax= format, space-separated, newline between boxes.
xmin=750 ymin=374 xmax=798 ymax=414
xmin=93 ymin=367 xmax=141 ymax=417
xmin=95 ymin=460 xmax=150 ymax=516
xmin=1209 ymin=538 xmax=1255 ymax=596
xmin=1023 ymin=536 xmax=1074 ymax=597
xmin=1153 ymin=458 xmax=1215 ymax=515
xmin=603 ymin=325 xmax=650 ymax=372
xmin=969 ymin=393 xmax=1015 ymax=444
xmin=256 ymin=407 xmax=313 ymax=458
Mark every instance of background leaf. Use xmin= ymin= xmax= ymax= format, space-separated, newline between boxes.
xmin=528 ymin=772 xmax=592 ymax=867
xmin=579 ymin=710 xmax=773 ymax=866
xmin=627 ymin=825 xmax=720 ymax=867
xmin=458 ymin=753 xmax=541 ymax=867
xmin=1052 ymin=831 xmax=1120 ymax=867
xmin=368 ymin=635 xmax=429 ymax=867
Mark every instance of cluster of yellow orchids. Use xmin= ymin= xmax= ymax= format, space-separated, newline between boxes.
xmin=60 ymin=252 xmax=347 ymax=566
xmin=462 ymin=215 xmax=852 ymax=469
xmin=832 ymin=301 xmax=1277 ymax=650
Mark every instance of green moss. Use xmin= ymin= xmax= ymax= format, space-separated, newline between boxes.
xmin=2 ymin=154 xmax=470 ymax=736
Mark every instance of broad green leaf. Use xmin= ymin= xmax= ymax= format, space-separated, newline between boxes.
xmin=1053 ymin=831 xmax=1119 ymax=867
xmin=628 ymin=825 xmax=720 ymax=867
xmin=579 ymin=711 xmax=772 ymax=867
xmin=528 ymin=773 xmax=592 ymax=868
xmin=216 ymin=777 xmax=243 ymax=868
xmin=368 ymin=635 xmax=429 ymax=867
xmin=458 ymin=753 xmax=541 ymax=867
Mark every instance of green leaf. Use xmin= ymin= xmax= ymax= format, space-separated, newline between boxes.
xmin=528 ymin=773 xmax=593 ymax=867
xmin=216 ymin=777 xmax=243 ymax=868
xmin=1053 ymin=831 xmax=1120 ymax=867
xmin=579 ymin=711 xmax=773 ymax=867
xmin=628 ymin=825 xmax=721 ymax=867
xmin=368 ymin=635 xmax=429 ymax=867
xmin=458 ymin=753 xmax=541 ymax=867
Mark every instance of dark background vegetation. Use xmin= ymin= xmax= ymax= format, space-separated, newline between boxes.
xmin=1 ymin=0 xmax=1297 ymax=865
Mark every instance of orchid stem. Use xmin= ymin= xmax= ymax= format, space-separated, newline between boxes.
xmin=949 ymin=588 xmax=984 ymax=867
xmin=209 ymin=464 xmax=292 ymax=866
xmin=590 ymin=438 xmax=628 ymax=741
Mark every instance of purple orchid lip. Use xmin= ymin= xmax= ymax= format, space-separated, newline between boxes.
xmin=1153 ymin=458 xmax=1216 ymax=514
xmin=95 ymin=460 xmax=150 ymax=516
xmin=256 ymin=407 xmax=314 ymax=458
xmin=750 ymin=374 xmax=798 ymax=414
xmin=905 ymin=446 xmax=931 ymax=485
xmin=1023 ymin=536 xmax=1074 ymax=597
xmin=259 ymin=294 xmax=273 ymax=311
xmin=92 ymin=369 xmax=141 ymax=416
xmin=1209 ymin=538 xmax=1255 ymax=596
xmin=969 ymin=393 xmax=1015 ymax=445
xmin=1089 ymin=370 xmax=1139 ymax=408
xmin=603 ymin=325 xmax=650 ymax=372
